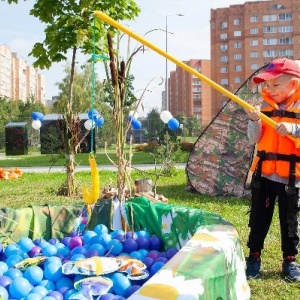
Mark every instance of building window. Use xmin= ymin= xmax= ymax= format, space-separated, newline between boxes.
xmin=250 ymin=28 xmax=258 ymax=34
xmin=220 ymin=44 xmax=228 ymax=52
xmin=234 ymin=19 xmax=241 ymax=25
xmin=250 ymin=40 xmax=258 ymax=46
xmin=194 ymin=80 xmax=201 ymax=85
xmin=279 ymin=37 xmax=293 ymax=44
xmin=250 ymin=16 xmax=258 ymax=22
xmin=234 ymin=77 xmax=242 ymax=83
xmin=279 ymin=49 xmax=294 ymax=56
xmin=221 ymin=67 xmax=228 ymax=73
xmin=279 ymin=13 xmax=292 ymax=21
xmin=194 ymin=107 xmax=201 ymax=113
xmin=193 ymin=87 xmax=201 ymax=92
xmin=234 ymin=65 xmax=242 ymax=72
xmin=193 ymin=100 xmax=201 ymax=105
xmin=194 ymin=67 xmax=201 ymax=72
xmin=278 ymin=26 xmax=293 ymax=33
xmin=193 ymin=95 xmax=201 ymax=99
xmin=263 ymin=50 xmax=278 ymax=57
xmin=220 ymin=78 xmax=229 ymax=86
xmin=220 ymin=33 xmax=228 ymax=40
xmin=234 ymin=53 xmax=242 ymax=60
xmin=220 ymin=56 xmax=229 ymax=63
xmin=250 ymin=51 xmax=259 ymax=58
xmin=234 ymin=31 xmax=242 ymax=37
xmin=220 ymin=21 xmax=228 ymax=29
xmin=251 ymin=63 xmax=259 ymax=70
xmin=234 ymin=42 xmax=242 ymax=48
xmin=263 ymin=38 xmax=277 ymax=45
xmin=263 ymin=14 xmax=277 ymax=22
xmin=264 ymin=26 xmax=277 ymax=33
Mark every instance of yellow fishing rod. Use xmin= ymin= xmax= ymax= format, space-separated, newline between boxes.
xmin=94 ymin=11 xmax=298 ymax=145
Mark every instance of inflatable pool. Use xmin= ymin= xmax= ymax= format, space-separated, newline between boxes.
xmin=0 ymin=197 xmax=250 ymax=299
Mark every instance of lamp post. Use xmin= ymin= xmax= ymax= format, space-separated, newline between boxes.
xmin=165 ymin=13 xmax=184 ymax=111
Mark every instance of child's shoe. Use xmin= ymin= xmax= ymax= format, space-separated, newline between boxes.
xmin=246 ymin=252 xmax=261 ymax=279
xmin=282 ymin=256 xmax=300 ymax=282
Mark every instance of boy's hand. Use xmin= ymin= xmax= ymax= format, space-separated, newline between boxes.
xmin=245 ymin=106 xmax=260 ymax=121
xmin=276 ymin=122 xmax=293 ymax=136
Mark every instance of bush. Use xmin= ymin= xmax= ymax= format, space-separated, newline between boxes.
xmin=142 ymin=141 xmax=159 ymax=153
xmin=180 ymin=142 xmax=194 ymax=152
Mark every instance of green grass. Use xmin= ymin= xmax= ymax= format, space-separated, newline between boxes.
xmin=0 ymin=167 xmax=297 ymax=299
xmin=0 ymin=151 xmax=189 ymax=168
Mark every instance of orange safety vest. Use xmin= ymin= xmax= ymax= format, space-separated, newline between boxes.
xmin=250 ymin=87 xmax=300 ymax=179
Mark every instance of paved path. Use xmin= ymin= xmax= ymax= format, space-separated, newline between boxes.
xmin=18 ymin=163 xmax=187 ymax=173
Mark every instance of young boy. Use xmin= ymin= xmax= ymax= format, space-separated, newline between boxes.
xmin=245 ymin=58 xmax=300 ymax=281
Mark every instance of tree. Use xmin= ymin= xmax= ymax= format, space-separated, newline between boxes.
xmin=4 ymin=0 xmax=140 ymax=196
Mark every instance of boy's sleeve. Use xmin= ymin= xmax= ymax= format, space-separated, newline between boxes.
xmin=247 ymin=120 xmax=262 ymax=144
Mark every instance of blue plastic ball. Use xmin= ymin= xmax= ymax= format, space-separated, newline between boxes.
xmin=149 ymin=236 xmax=163 ymax=251
xmin=166 ymin=248 xmax=178 ymax=259
xmin=94 ymin=224 xmax=108 ymax=235
xmin=9 ymin=277 xmax=32 ymax=299
xmin=130 ymin=251 xmax=142 ymax=260
xmin=70 ymin=254 xmax=86 ymax=261
xmin=99 ymin=293 xmax=115 ymax=300
xmin=0 ymin=285 xmax=9 ymax=300
xmin=6 ymin=254 xmax=23 ymax=268
xmin=99 ymin=233 xmax=111 ymax=247
xmin=88 ymin=109 xmax=99 ymax=121
xmin=25 ymin=292 xmax=43 ymax=300
xmin=95 ymin=115 xmax=104 ymax=127
xmin=39 ymin=279 xmax=55 ymax=291
xmin=125 ymin=231 xmax=138 ymax=239
xmin=47 ymin=291 xmax=63 ymax=300
xmin=30 ymin=285 xmax=48 ymax=297
xmin=61 ymin=237 xmax=71 ymax=247
xmin=18 ymin=238 xmax=35 ymax=253
xmin=82 ymin=231 xmax=97 ymax=245
xmin=137 ymin=249 xmax=149 ymax=259
xmin=131 ymin=118 xmax=142 ymax=130
xmin=43 ymin=244 xmax=58 ymax=257
xmin=0 ymin=262 xmax=8 ymax=276
xmin=122 ymin=238 xmax=138 ymax=254
xmin=43 ymin=263 xmax=62 ymax=282
xmin=150 ymin=261 xmax=164 ymax=276
xmin=44 ymin=256 xmax=62 ymax=267
xmin=0 ymin=275 xmax=12 ymax=288
xmin=63 ymin=289 xmax=77 ymax=300
xmin=48 ymin=238 xmax=59 ymax=245
xmin=24 ymin=266 xmax=44 ymax=286
xmin=136 ymin=230 xmax=151 ymax=239
xmin=143 ymin=256 xmax=154 ymax=269
xmin=126 ymin=284 xmax=141 ymax=297
xmin=136 ymin=237 xmax=150 ymax=250
xmin=55 ymin=277 xmax=73 ymax=290
xmin=4 ymin=244 xmax=21 ymax=258
xmin=4 ymin=268 xmax=22 ymax=280
xmin=89 ymin=243 xmax=106 ymax=256
xmin=107 ymin=239 xmax=123 ymax=256
xmin=42 ymin=296 xmax=56 ymax=300
xmin=111 ymin=273 xmax=131 ymax=296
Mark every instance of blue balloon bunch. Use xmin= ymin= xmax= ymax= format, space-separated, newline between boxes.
xmin=31 ymin=112 xmax=44 ymax=130
xmin=85 ymin=109 xmax=105 ymax=130
xmin=159 ymin=110 xmax=180 ymax=130
xmin=127 ymin=115 xmax=142 ymax=130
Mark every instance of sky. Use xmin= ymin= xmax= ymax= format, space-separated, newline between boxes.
xmin=0 ymin=0 xmax=259 ymax=116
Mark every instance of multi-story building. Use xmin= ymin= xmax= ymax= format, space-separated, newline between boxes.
xmin=210 ymin=0 xmax=300 ymax=119
xmin=0 ymin=44 xmax=45 ymax=103
xmin=168 ymin=59 xmax=211 ymax=124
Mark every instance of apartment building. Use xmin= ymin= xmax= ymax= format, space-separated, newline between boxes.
xmin=168 ymin=59 xmax=211 ymax=124
xmin=0 ymin=44 xmax=45 ymax=103
xmin=210 ymin=0 xmax=300 ymax=120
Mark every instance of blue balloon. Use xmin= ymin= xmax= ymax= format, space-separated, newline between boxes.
xmin=25 ymin=292 xmax=43 ymax=300
xmin=18 ymin=238 xmax=35 ymax=253
xmin=43 ymin=263 xmax=62 ymax=282
xmin=122 ymin=238 xmax=138 ymax=254
xmin=107 ymin=239 xmax=123 ymax=256
xmin=6 ymin=254 xmax=23 ymax=268
xmin=0 ymin=285 xmax=9 ymax=300
xmin=0 ymin=262 xmax=8 ymax=276
xmin=167 ymin=118 xmax=180 ymax=130
xmin=55 ymin=277 xmax=73 ymax=290
xmin=42 ymin=244 xmax=57 ymax=257
xmin=9 ymin=277 xmax=32 ymax=299
xmin=88 ymin=243 xmax=106 ymax=256
xmin=95 ymin=115 xmax=104 ymax=127
xmin=94 ymin=224 xmax=108 ymax=235
xmin=4 ymin=268 xmax=22 ymax=280
xmin=131 ymin=118 xmax=142 ymax=130
xmin=24 ymin=266 xmax=43 ymax=286
xmin=30 ymin=285 xmax=48 ymax=297
xmin=88 ymin=109 xmax=99 ymax=121
xmin=31 ymin=112 xmax=44 ymax=122
xmin=39 ymin=279 xmax=55 ymax=291
xmin=111 ymin=273 xmax=131 ymax=296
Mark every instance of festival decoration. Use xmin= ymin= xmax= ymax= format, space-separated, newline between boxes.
xmin=31 ymin=111 xmax=44 ymax=130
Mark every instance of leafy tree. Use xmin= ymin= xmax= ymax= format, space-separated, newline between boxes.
xmin=186 ymin=115 xmax=201 ymax=136
xmin=144 ymin=108 xmax=162 ymax=139
xmin=4 ymin=0 xmax=140 ymax=196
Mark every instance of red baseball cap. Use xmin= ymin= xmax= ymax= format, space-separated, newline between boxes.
xmin=253 ymin=58 xmax=300 ymax=84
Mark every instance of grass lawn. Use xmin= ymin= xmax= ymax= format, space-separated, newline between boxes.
xmin=0 ymin=166 xmax=298 ymax=299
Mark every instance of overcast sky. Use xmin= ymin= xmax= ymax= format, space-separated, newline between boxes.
xmin=0 ymin=0 xmax=259 ymax=116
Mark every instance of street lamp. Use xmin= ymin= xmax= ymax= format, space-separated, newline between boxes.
xmin=165 ymin=13 xmax=184 ymax=111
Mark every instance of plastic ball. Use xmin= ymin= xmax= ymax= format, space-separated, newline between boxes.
xmin=168 ymin=117 xmax=180 ymax=130
xmin=82 ymin=231 xmax=97 ymax=245
xmin=57 ymin=287 xmax=69 ymax=296
xmin=88 ymin=109 xmax=99 ymax=121
xmin=33 ymin=238 xmax=47 ymax=247
xmin=48 ymin=238 xmax=59 ymax=245
xmin=4 ymin=268 xmax=23 ymax=280
xmin=89 ymin=243 xmax=106 ymax=256
xmin=137 ymin=249 xmax=149 ymax=259
xmin=69 ymin=236 xmax=83 ymax=250
xmin=39 ymin=279 xmax=55 ymax=291
xmin=95 ymin=115 xmax=104 ymax=127
xmin=54 ymin=243 xmax=65 ymax=250
xmin=150 ymin=261 xmax=165 ymax=276
xmin=147 ymin=250 xmax=160 ymax=260
xmin=30 ymin=285 xmax=48 ymax=297
xmin=43 ymin=263 xmax=62 ymax=282
xmin=55 ymin=277 xmax=73 ymax=290
xmin=24 ymin=266 xmax=44 ymax=286
xmin=28 ymin=246 xmax=42 ymax=258
xmin=155 ymin=257 xmax=169 ymax=264
xmin=0 ymin=262 xmax=8 ymax=276
xmin=61 ymin=237 xmax=71 ymax=247
xmin=0 ymin=275 xmax=12 ymax=288
xmin=122 ymin=238 xmax=138 ymax=254
xmin=98 ymin=233 xmax=111 ymax=247
xmin=44 ymin=256 xmax=62 ymax=267
xmin=42 ymin=296 xmax=56 ymax=300
xmin=107 ymin=239 xmax=123 ymax=256
xmin=18 ymin=238 xmax=35 ymax=253
xmin=136 ymin=230 xmax=151 ymax=239
xmin=70 ymin=246 xmax=87 ymax=257
xmin=9 ymin=277 xmax=32 ymax=299
xmin=166 ymin=248 xmax=178 ymax=259
xmin=84 ymin=119 xmax=94 ymax=130
xmin=94 ymin=224 xmax=108 ymax=235
xmin=126 ymin=284 xmax=141 ymax=297
xmin=129 ymin=251 xmax=142 ymax=260
xmin=70 ymin=254 xmax=86 ymax=261
xmin=0 ymin=285 xmax=9 ymax=300
xmin=111 ymin=273 xmax=131 ymax=296
xmin=100 ymin=294 xmax=116 ymax=300
xmin=149 ymin=236 xmax=163 ymax=251
xmin=86 ymin=249 xmax=99 ymax=258
xmin=125 ymin=231 xmax=138 ymax=239
xmin=63 ymin=288 xmax=77 ymax=300
xmin=57 ymin=246 xmax=70 ymax=258
xmin=142 ymin=256 xmax=154 ymax=269
xmin=31 ymin=112 xmax=44 ymax=121
xmin=136 ymin=237 xmax=150 ymax=250
xmin=6 ymin=254 xmax=23 ymax=268
xmin=47 ymin=291 xmax=63 ymax=300
xmin=4 ymin=244 xmax=21 ymax=257
xmin=25 ymin=292 xmax=43 ymax=300
xmin=43 ymin=244 xmax=58 ymax=257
